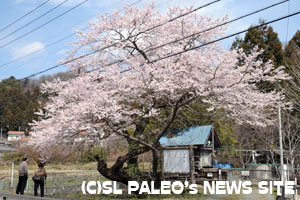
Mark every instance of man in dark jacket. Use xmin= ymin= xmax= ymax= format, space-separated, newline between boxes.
xmin=16 ymin=155 xmax=28 ymax=195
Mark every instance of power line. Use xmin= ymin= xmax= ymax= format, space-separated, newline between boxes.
xmin=0 ymin=0 xmax=219 ymax=106
xmin=0 ymin=0 xmax=220 ymax=88
xmin=146 ymin=0 xmax=289 ymax=53
xmin=140 ymin=0 xmax=221 ymax=34
xmin=0 ymin=0 xmax=50 ymax=33
xmin=0 ymin=0 xmax=144 ymax=69
xmin=0 ymin=0 xmax=285 ymax=74
xmin=0 ymin=0 xmax=173 ymax=104
xmin=149 ymin=10 xmax=300 ymax=63
xmin=0 ymin=0 xmax=178 ymax=70
xmin=0 ymin=33 xmax=73 ymax=68
xmin=0 ymin=0 xmax=171 ymax=104
xmin=0 ymin=0 xmax=150 ymax=103
xmin=0 ymin=0 xmax=68 ymax=41
xmin=0 ymin=59 xmax=122 ymax=109
xmin=1 ymin=2 xmax=296 ymax=93
xmin=0 ymin=0 xmax=88 ymax=48
xmin=0 ymin=10 xmax=300 ymax=110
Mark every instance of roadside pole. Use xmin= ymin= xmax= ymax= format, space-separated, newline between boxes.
xmin=11 ymin=162 xmax=14 ymax=188
xmin=278 ymin=102 xmax=286 ymax=197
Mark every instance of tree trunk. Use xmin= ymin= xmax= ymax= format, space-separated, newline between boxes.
xmin=151 ymin=149 xmax=161 ymax=188
xmin=95 ymin=155 xmax=128 ymax=184
xmin=125 ymin=139 xmax=144 ymax=182
xmin=290 ymin=157 xmax=295 ymax=180
xmin=95 ymin=146 xmax=150 ymax=185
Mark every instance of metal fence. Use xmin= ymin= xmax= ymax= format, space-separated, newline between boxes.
xmin=0 ymin=172 xmax=101 ymax=195
xmin=227 ymin=163 xmax=300 ymax=183
xmin=227 ymin=168 xmax=279 ymax=184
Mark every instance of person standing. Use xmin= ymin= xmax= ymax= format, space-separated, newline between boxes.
xmin=16 ymin=155 xmax=28 ymax=195
xmin=33 ymin=162 xmax=47 ymax=197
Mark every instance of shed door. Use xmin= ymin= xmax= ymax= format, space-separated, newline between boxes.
xmin=163 ymin=149 xmax=190 ymax=173
xmin=199 ymin=149 xmax=212 ymax=168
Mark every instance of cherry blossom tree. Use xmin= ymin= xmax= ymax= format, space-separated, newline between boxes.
xmin=30 ymin=3 xmax=290 ymax=184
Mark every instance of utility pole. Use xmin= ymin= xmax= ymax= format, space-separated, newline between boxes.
xmin=11 ymin=162 xmax=14 ymax=188
xmin=278 ymin=102 xmax=286 ymax=196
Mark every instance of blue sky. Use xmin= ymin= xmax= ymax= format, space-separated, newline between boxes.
xmin=0 ymin=0 xmax=299 ymax=80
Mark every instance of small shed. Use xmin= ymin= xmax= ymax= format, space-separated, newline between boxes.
xmin=159 ymin=125 xmax=226 ymax=183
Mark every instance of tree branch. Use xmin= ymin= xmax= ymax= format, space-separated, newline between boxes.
xmin=106 ymin=120 xmax=155 ymax=151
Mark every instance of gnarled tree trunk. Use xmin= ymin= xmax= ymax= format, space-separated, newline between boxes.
xmin=95 ymin=146 xmax=150 ymax=185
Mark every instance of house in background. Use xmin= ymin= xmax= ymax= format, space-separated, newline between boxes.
xmin=7 ymin=131 xmax=25 ymax=141
xmin=159 ymin=125 xmax=226 ymax=183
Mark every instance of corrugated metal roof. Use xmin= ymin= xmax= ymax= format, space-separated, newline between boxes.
xmin=159 ymin=125 xmax=212 ymax=147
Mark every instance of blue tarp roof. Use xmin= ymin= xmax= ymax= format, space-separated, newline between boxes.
xmin=159 ymin=125 xmax=213 ymax=147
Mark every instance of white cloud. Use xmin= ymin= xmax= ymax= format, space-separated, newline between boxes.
xmin=57 ymin=49 xmax=67 ymax=55
xmin=196 ymin=0 xmax=235 ymax=17
xmin=11 ymin=42 xmax=45 ymax=60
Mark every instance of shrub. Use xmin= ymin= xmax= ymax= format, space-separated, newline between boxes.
xmin=77 ymin=147 xmax=107 ymax=163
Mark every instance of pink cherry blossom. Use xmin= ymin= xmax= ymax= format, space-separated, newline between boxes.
xmin=30 ymin=3 xmax=290 ymax=158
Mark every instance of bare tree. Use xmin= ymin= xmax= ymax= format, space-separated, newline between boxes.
xmin=281 ymin=112 xmax=300 ymax=179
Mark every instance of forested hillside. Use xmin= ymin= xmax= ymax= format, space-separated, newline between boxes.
xmin=0 ymin=72 xmax=68 ymax=136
